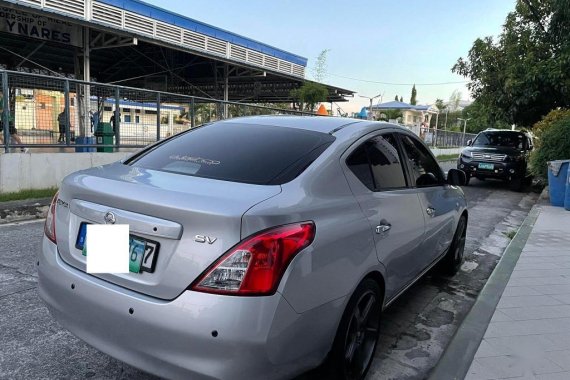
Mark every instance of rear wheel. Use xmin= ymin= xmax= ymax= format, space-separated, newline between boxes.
xmin=438 ymin=215 xmax=467 ymax=276
xmin=326 ymin=279 xmax=382 ymax=380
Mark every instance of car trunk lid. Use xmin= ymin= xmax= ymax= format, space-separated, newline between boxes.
xmin=55 ymin=162 xmax=281 ymax=299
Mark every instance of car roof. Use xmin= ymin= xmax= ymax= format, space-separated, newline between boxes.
xmin=481 ymin=129 xmax=527 ymax=134
xmin=216 ymin=115 xmax=365 ymax=134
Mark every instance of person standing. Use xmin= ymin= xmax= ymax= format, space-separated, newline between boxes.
xmin=0 ymin=96 xmax=27 ymax=152
xmin=57 ymin=108 xmax=66 ymax=143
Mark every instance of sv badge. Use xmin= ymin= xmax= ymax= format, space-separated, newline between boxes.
xmin=195 ymin=235 xmax=217 ymax=244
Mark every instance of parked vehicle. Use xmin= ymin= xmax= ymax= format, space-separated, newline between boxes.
xmin=457 ymin=129 xmax=533 ymax=191
xmin=38 ymin=116 xmax=468 ymax=380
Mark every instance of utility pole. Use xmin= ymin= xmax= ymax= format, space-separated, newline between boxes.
xmin=458 ymin=118 xmax=471 ymax=145
xmin=359 ymin=93 xmax=383 ymax=120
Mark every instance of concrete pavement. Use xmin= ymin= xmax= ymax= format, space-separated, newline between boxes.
xmin=432 ymin=200 xmax=570 ymax=380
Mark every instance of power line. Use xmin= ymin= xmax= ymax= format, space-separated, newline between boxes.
xmin=306 ymin=68 xmax=468 ymax=86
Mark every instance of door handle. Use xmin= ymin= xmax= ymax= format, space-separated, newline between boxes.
xmin=375 ymin=223 xmax=391 ymax=234
xmin=426 ymin=207 xmax=436 ymax=217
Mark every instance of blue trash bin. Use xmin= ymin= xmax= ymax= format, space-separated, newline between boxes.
xmin=565 ymin=164 xmax=570 ymax=211
xmin=548 ymin=160 xmax=570 ymax=207
xmin=75 ymin=136 xmax=96 ymax=153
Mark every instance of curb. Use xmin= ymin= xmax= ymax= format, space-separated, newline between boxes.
xmin=0 ymin=197 xmax=51 ymax=224
xmin=428 ymin=204 xmax=542 ymax=380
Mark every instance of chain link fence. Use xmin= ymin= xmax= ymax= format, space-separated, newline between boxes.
xmin=0 ymin=70 xmax=315 ymax=153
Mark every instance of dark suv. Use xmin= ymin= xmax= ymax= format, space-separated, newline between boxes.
xmin=457 ymin=129 xmax=533 ymax=191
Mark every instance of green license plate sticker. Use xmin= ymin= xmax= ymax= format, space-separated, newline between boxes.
xmin=478 ymin=163 xmax=494 ymax=170
xmin=129 ymin=237 xmax=146 ymax=273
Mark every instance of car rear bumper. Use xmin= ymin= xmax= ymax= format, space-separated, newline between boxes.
xmin=38 ymin=237 xmax=333 ymax=380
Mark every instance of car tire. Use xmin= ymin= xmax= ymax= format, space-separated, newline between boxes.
xmin=325 ymin=279 xmax=382 ymax=380
xmin=509 ymin=178 xmax=523 ymax=192
xmin=438 ymin=215 xmax=467 ymax=276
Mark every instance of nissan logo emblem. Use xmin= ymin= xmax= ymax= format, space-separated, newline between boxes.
xmin=104 ymin=212 xmax=116 ymax=225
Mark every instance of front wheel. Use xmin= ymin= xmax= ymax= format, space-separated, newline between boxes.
xmin=509 ymin=177 xmax=523 ymax=192
xmin=326 ymin=279 xmax=382 ymax=380
xmin=438 ymin=215 xmax=467 ymax=276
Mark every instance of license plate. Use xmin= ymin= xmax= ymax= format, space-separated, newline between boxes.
xmin=478 ymin=163 xmax=494 ymax=170
xmin=75 ymin=222 xmax=160 ymax=273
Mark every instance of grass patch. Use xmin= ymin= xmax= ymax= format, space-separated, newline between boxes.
xmin=436 ymin=153 xmax=459 ymax=161
xmin=502 ymin=230 xmax=517 ymax=240
xmin=0 ymin=187 xmax=58 ymax=202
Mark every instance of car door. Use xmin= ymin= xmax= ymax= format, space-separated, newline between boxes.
xmin=342 ymin=131 xmax=426 ymax=301
xmin=398 ymin=133 xmax=458 ymax=264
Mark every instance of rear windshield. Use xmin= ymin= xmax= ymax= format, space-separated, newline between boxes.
xmin=127 ymin=122 xmax=335 ymax=185
xmin=473 ymin=132 xmax=527 ymax=149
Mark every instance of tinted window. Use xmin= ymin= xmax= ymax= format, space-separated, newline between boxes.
xmin=127 ymin=123 xmax=335 ymax=185
xmin=399 ymin=134 xmax=444 ymax=187
xmin=347 ymin=133 xmax=407 ymax=191
xmin=473 ymin=132 xmax=527 ymax=149
xmin=346 ymin=144 xmax=375 ymax=190
xmin=368 ymin=134 xmax=407 ymax=189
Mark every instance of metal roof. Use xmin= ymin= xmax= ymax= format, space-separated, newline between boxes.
xmin=4 ymin=0 xmax=307 ymax=78
xmin=98 ymin=0 xmax=307 ymax=66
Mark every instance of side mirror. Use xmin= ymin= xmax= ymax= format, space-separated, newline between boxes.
xmin=447 ymin=169 xmax=467 ymax=186
xmin=466 ymin=139 xmax=472 ymax=146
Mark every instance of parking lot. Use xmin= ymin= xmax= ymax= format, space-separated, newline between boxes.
xmin=0 ymin=178 xmax=539 ymax=380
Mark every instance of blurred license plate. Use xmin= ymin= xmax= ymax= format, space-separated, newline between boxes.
xmin=478 ymin=163 xmax=494 ymax=170
xmin=75 ymin=222 xmax=160 ymax=273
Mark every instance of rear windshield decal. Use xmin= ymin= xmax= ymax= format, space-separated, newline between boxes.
xmin=169 ymin=155 xmax=220 ymax=165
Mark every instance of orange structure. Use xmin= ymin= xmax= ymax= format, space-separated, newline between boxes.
xmin=316 ymin=104 xmax=328 ymax=116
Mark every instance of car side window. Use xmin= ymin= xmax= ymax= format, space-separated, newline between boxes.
xmin=346 ymin=143 xmax=375 ymax=191
xmin=399 ymin=134 xmax=444 ymax=187
xmin=346 ymin=133 xmax=407 ymax=191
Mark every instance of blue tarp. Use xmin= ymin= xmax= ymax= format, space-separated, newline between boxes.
xmin=98 ymin=0 xmax=307 ymax=66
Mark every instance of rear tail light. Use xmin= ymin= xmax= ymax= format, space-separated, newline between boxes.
xmin=191 ymin=222 xmax=315 ymax=296
xmin=44 ymin=192 xmax=58 ymax=244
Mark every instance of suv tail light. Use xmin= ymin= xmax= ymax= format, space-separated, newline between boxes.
xmin=44 ymin=192 xmax=58 ymax=244
xmin=191 ymin=222 xmax=315 ymax=296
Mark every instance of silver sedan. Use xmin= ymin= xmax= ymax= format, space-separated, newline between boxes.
xmin=38 ymin=116 xmax=467 ymax=380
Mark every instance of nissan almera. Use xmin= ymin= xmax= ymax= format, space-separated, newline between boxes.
xmin=38 ymin=116 xmax=467 ymax=380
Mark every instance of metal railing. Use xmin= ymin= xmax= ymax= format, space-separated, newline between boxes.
xmin=405 ymin=124 xmax=477 ymax=149
xmin=0 ymin=70 xmax=315 ymax=153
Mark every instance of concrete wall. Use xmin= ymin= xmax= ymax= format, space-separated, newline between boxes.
xmin=0 ymin=153 xmax=130 ymax=193
xmin=431 ymin=147 xmax=462 ymax=157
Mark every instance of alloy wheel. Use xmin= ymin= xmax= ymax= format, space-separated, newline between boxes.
xmin=343 ymin=290 xmax=380 ymax=379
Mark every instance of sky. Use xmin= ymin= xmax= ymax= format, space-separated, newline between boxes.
xmin=145 ymin=0 xmax=516 ymax=114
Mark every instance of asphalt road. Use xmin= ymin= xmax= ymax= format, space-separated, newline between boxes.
xmin=0 ymin=177 xmax=539 ymax=380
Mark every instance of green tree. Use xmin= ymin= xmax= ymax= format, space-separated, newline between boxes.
xmin=378 ymin=109 xmax=403 ymax=121
xmin=530 ymin=114 xmax=570 ymax=177
xmin=399 ymin=96 xmax=403 ymax=102
xmin=290 ymin=82 xmax=328 ymax=112
xmin=452 ymin=0 xmax=570 ymax=127
xmin=311 ymin=49 xmax=330 ymax=83
xmin=410 ymin=85 xmax=417 ymax=105
xmin=394 ymin=95 xmax=399 ymax=101
xmin=461 ymin=98 xmax=510 ymax=133
xmin=435 ymin=98 xmax=446 ymax=112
